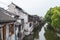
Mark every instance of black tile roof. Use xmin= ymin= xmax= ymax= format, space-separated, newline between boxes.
xmin=10 ymin=3 xmax=30 ymax=15
xmin=0 ymin=7 xmax=16 ymax=24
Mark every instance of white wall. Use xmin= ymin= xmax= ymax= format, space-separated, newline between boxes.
xmin=7 ymin=3 xmax=28 ymax=23
xmin=8 ymin=4 xmax=16 ymax=14
xmin=7 ymin=3 xmax=33 ymax=35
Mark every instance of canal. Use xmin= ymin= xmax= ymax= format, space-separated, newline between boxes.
xmin=23 ymin=23 xmax=60 ymax=40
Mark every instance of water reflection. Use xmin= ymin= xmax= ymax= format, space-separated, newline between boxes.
xmin=39 ymin=27 xmax=45 ymax=40
xmin=39 ymin=23 xmax=48 ymax=40
xmin=23 ymin=23 xmax=60 ymax=40
xmin=23 ymin=25 xmax=41 ymax=40
xmin=44 ymin=25 xmax=60 ymax=40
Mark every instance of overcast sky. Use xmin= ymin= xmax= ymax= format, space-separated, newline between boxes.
xmin=0 ymin=0 xmax=60 ymax=17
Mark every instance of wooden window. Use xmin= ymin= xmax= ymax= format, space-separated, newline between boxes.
xmin=21 ymin=19 xmax=24 ymax=29
xmin=29 ymin=23 xmax=32 ymax=27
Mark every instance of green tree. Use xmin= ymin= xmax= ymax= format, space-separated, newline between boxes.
xmin=51 ymin=10 xmax=60 ymax=30
xmin=44 ymin=6 xmax=60 ymax=30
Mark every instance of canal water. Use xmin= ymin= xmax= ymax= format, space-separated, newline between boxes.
xmin=23 ymin=23 xmax=60 ymax=40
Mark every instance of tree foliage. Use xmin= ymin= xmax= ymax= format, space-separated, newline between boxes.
xmin=44 ymin=6 xmax=60 ymax=30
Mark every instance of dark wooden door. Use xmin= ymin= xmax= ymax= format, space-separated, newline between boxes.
xmin=3 ymin=25 xmax=6 ymax=40
xmin=21 ymin=19 xmax=24 ymax=29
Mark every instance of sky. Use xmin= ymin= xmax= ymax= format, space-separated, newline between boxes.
xmin=0 ymin=0 xmax=60 ymax=17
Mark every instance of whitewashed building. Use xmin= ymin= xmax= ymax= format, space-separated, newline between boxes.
xmin=7 ymin=3 xmax=34 ymax=37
